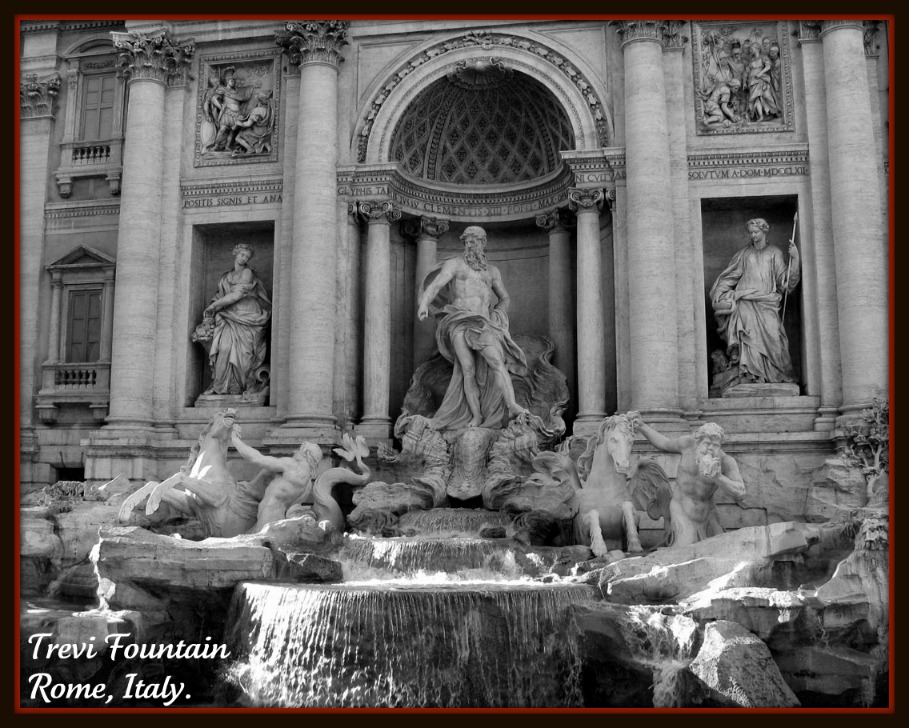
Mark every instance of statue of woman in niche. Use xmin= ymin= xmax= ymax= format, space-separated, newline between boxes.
xmin=195 ymin=243 xmax=271 ymax=397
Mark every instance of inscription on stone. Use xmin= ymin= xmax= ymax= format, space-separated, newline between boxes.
xmin=183 ymin=193 xmax=282 ymax=209
xmin=688 ymin=166 xmax=807 ymax=181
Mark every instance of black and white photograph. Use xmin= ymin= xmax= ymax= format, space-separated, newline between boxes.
xmin=17 ymin=16 xmax=892 ymax=711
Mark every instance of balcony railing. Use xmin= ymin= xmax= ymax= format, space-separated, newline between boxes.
xmin=37 ymin=362 xmax=111 ymax=424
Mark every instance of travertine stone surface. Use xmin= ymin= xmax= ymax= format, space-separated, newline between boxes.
xmin=536 ymin=210 xmax=575 ymax=399
xmin=821 ymin=22 xmax=889 ymax=414
xmin=620 ymin=29 xmax=680 ymax=418
xmin=106 ymin=79 xmax=166 ymax=428
xmin=570 ymin=190 xmax=606 ymax=427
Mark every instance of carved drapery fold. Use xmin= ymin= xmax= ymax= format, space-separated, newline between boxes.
xmin=275 ymin=21 xmax=350 ymax=68
xmin=112 ymin=29 xmax=195 ymax=85
xmin=20 ymin=74 xmax=62 ymax=119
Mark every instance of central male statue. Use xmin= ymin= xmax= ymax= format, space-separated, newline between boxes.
xmin=417 ymin=226 xmax=529 ymax=430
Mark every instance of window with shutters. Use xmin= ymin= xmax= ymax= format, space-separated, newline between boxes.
xmin=66 ymin=289 xmax=103 ymax=363
xmin=80 ymin=73 xmax=116 ymax=142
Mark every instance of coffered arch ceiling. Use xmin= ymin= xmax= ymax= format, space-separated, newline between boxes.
xmin=389 ymin=67 xmax=575 ymax=187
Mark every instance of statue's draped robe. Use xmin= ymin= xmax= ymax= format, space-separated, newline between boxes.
xmin=710 ymin=243 xmax=799 ymax=384
xmin=420 ymin=262 xmax=527 ymax=430
xmin=208 ymin=271 xmax=271 ymax=394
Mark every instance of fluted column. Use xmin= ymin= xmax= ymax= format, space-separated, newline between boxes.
xmin=568 ymin=189 xmax=607 ymax=430
xmin=358 ymin=200 xmax=401 ymax=439
xmin=105 ymin=29 xmax=194 ymax=429
xmin=613 ymin=21 xmax=681 ymax=423
xmin=820 ymin=20 xmax=889 ymax=419
xmin=536 ymin=208 xmax=576 ymax=399
xmin=276 ymin=21 xmax=349 ymax=440
xmin=404 ymin=215 xmax=449 ymax=367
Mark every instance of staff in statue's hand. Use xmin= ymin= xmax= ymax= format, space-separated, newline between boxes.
xmin=782 ymin=212 xmax=799 ymax=320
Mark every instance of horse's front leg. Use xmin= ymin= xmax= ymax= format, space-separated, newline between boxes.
xmin=585 ymin=510 xmax=609 ymax=558
xmin=622 ymin=500 xmax=643 ymax=554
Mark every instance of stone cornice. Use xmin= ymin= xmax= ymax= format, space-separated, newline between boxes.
xmin=112 ymin=29 xmax=195 ymax=85
xmin=180 ymin=178 xmax=283 ymax=199
xmin=44 ymin=200 xmax=121 ymax=220
xmin=337 ymin=162 xmax=575 ymax=223
xmin=21 ymin=20 xmax=123 ymax=33
xmin=611 ymin=20 xmax=688 ymax=48
xmin=275 ymin=21 xmax=350 ymax=69
xmin=20 ymin=73 xmax=62 ymax=120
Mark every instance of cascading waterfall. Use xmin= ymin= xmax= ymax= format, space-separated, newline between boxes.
xmin=225 ymin=581 xmax=598 ymax=707
xmin=397 ymin=508 xmax=513 ymax=536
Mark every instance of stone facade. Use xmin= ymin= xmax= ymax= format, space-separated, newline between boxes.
xmin=19 ymin=19 xmax=890 ymax=497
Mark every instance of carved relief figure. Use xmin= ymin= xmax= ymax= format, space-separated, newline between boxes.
xmin=699 ymin=78 xmax=741 ymax=126
xmin=631 ymin=415 xmax=745 ymax=547
xmin=200 ymin=64 xmax=275 ymax=158
xmin=194 ymin=243 xmax=271 ymax=397
xmin=744 ymin=44 xmax=779 ymax=122
xmin=417 ymin=226 xmax=529 ymax=429
xmin=709 ymin=218 xmax=800 ymax=387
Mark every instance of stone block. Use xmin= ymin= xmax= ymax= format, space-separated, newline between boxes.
xmin=688 ymin=620 xmax=800 ymax=707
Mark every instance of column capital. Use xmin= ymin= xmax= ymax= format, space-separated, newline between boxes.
xmin=819 ymin=20 xmax=865 ymax=38
xmin=276 ymin=21 xmax=350 ymax=69
xmin=20 ymin=73 xmax=61 ymax=120
xmin=112 ymin=29 xmax=195 ymax=85
xmin=863 ymin=21 xmax=882 ymax=55
xmin=797 ymin=21 xmax=823 ymax=44
xmin=357 ymin=200 xmax=402 ymax=224
xmin=567 ymin=188 xmax=604 ymax=213
xmin=611 ymin=20 xmax=687 ymax=49
xmin=535 ymin=208 xmax=574 ymax=232
xmin=402 ymin=215 xmax=450 ymax=240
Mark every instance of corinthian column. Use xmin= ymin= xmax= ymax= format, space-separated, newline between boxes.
xmin=358 ymin=200 xmax=401 ymax=440
xmin=404 ymin=215 xmax=449 ymax=367
xmin=568 ymin=189 xmax=607 ymax=432
xmin=612 ymin=21 xmax=681 ymax=424
xmin=275 ymin=21 xmax=349 ymax=441
xmin=535 ymin=208 xmax=576 ymax=399
xmin=105 ymin=29 xmax=194 ymax=429
xmin=819 ymin=20 xmax=889 ymax=420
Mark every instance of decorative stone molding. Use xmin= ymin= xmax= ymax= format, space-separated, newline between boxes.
xmin=863 ymin=21 xmax=882 ymax=55
xmin=687 ymin=146 xmax=809 ymax=180
xmin=357 ymin=200 xmax=402 ymax=225
xmin=338 ymin=162 xmax=575 ymax=223
xmin=180 ymin=178 xmax=283 ymax=210
xmin=567 ymin=188 xmax=604 ymax=212
xmin=111 ymin=29 xmax=195 ymax=85
xmin=561 ymin=149 xmax=617 ymax=186
xmin=356 ymin=30 xmax=611 ymax=163
xmin=611 ymin=20 xmax=687 ymax=48
xmin=20 ymin=74 xmax=62 ymax=119
xmin=819 ymin=20 xmax=865 ymax=37
xmin=402 ymin=216 xmax=450 ymax=240
xmin=692 ymin=20 xmax=794 ymax=136
xmin=275 ymin=21 xmax=350 ymax=69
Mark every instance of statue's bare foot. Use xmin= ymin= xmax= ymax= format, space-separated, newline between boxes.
xmin=467 ymin=417 xmax=481 ymax=428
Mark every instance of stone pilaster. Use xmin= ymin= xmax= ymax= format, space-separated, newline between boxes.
xmin=105 ymin=29 xmax=193 ymax=430
xmin=568 ymin=189 xmax=607 ymax=432
xmin=613 ymin=20 xmax=682 ymax=424
xmin=357 ymin=200 xmax=402 ymax=440
xmin=820 ymin=21 xmax=889 ymax=420
xmin=535 ymin=208 xmax=576 ymax=400
xmin=275 ymin=21 xmax=349 ymax=442
xmin=798 ymin=27 xmax=843 ymax=430
xmin=20 ymin=72 xmax=61 ymax=435
xmin=404 ymin=216 xmax=449 ymax=368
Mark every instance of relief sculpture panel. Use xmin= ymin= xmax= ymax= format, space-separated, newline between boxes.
xmin=692 ymin=20 xmax=794 ymax=136
xmin=195 ymin=51 xmax=281 ymax=166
